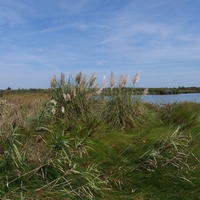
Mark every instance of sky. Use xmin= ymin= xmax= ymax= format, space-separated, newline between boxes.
xmin=0 ymin=0 xmax=200 ymax=89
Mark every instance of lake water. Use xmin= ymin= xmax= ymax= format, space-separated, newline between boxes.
xmin=141 ymin=93 xmax=200 ymax=104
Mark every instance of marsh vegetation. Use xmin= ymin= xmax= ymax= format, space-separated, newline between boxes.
xmin=0 ymin=72 xmax=200 ymax=199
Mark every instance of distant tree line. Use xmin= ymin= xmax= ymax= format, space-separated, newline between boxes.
xmin=102 ymin=87 xmax=200 ymax=95
xmin=0 ymin=86 xmax=200 ymax=96
xmin=0 ymin=88 xmax=51 ymax=96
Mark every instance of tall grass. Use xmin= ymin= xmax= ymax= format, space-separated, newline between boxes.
xmin=46 ymin=71 xmax=152 ymax=131
xmin=159 ymin=102 xmax=200 ymax=132
xmin=0 ymin=100 xmax=106 ymax=199
xmin=0 ymin=72 xmax=200 ymax=199
xmin=102 ymin=71 xmax=157 ymax=130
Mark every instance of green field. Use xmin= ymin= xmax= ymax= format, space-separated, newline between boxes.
xmin=0 ymin=73 xmax=200 ymax=199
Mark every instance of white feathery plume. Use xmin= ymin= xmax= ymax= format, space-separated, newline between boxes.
xmin=103 ymin=75 xmax=107 ymax=87
xmin=110 ymin=71 xmax=114 ymax=89
xmin=133 ymin=71 xmax=140 ymax=85
xmin=143 ymin=88 xmax=148 ymax=95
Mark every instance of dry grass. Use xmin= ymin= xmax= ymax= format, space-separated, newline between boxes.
xmin=0 ymin=93 xmax=49 ymax=129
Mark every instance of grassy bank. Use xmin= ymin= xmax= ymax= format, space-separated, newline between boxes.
xmin=0 ymin=72 xmax=200 ymax=199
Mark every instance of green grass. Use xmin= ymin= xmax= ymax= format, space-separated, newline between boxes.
xmin=88 ymin=126 xmax=200 ymax=199
xmin=0 ymin=72 xmax=200 ymax=199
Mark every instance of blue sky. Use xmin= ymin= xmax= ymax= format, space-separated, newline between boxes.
xmin=0 ymin=0 xmax=200 ymax=89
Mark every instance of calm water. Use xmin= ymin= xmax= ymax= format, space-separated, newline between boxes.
xmin=141 ymin=93 xmax=200 ymax=104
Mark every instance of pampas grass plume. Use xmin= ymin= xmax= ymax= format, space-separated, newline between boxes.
xmin=75 ymin=72 xmax=82 ymax=84
xmin=143 ymin=88 xmax=148 ymax=95
xmin=110 ymin=71 xmax=114 ymax=89
xmin=119 ymin=75 xmax=124 ymax=89
xmin=63 ymin=93 xmax=71 ymax=101
xmin=50 ymin=99 xmax=57 ymax=105
xmin=133 ymin=71 xmax=140 ymax=85
xmin=80 ymin=75 xmax=87 ymax=86
xmin=103 ymin=75 xmax=107 ymax=87
xmin=122 ymin=74 xmax=128 ymax=86
xmin=61 ymin=106 xmax=65 ymax=113
xmin=61 ymin=73 xmax=65 ymax=85
xmin=51 ymin=107 xmax=56 ymax=114
xmin=50 ymin=75 xmax=57 ymax=88
xmin=66 ymin=93 xmax=71 ymax=101
xmin=96 ymin=87 xmax=103 ymax=95
xmin=89 ymin=73 xmax=97 ymax=87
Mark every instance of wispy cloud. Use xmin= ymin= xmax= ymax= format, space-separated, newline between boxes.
xmin=0 ymin=0 xmax=200 ymax=89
